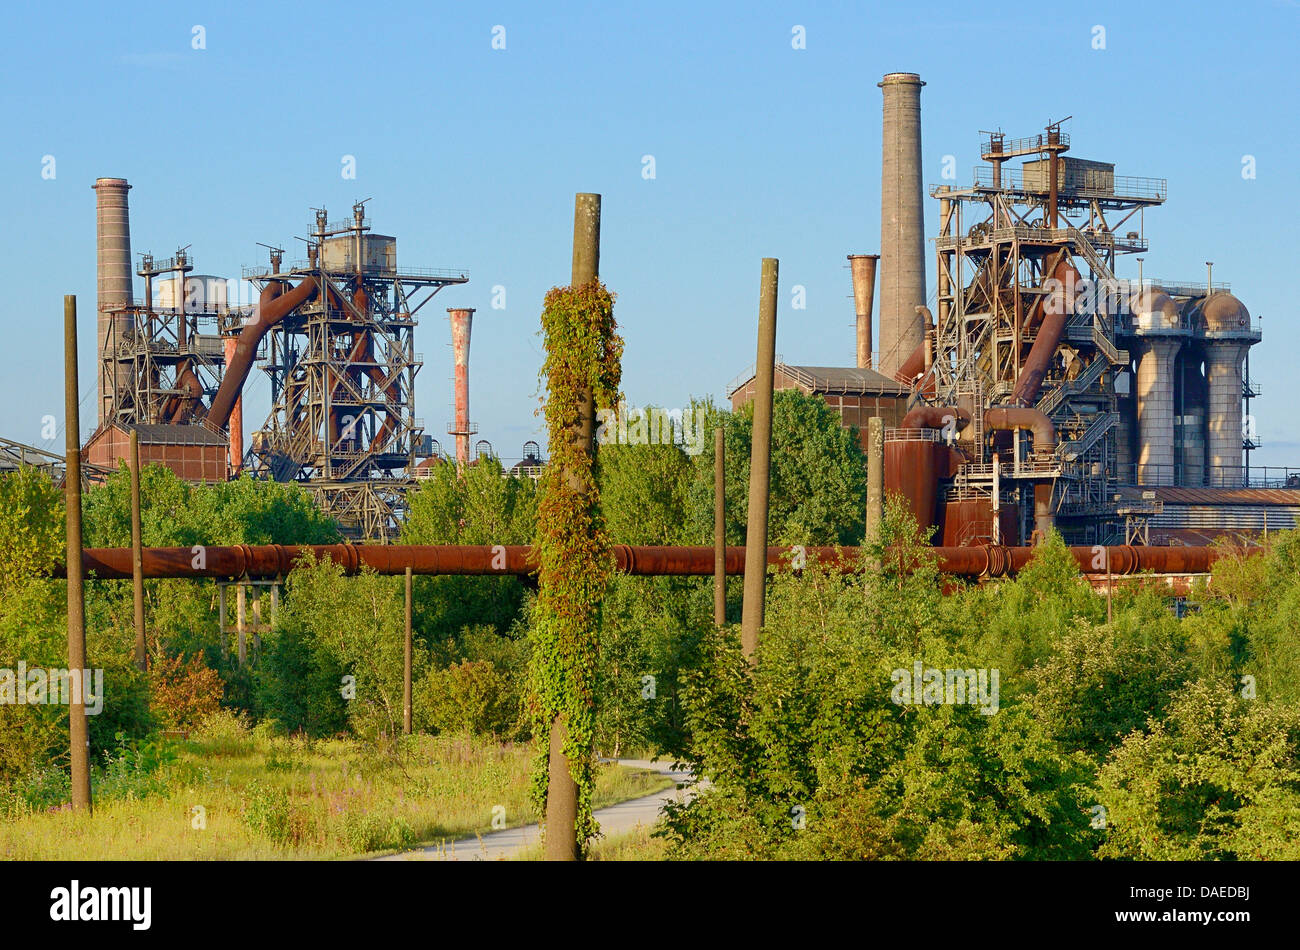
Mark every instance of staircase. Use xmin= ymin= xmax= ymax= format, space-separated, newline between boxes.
xmin=1092 ymin=318 xmax=1128 ymax=365
xmin=1037 ymin=356 xmax=1108 ymax=417
xmin=1059 ymin=411 xmax=1119 ymax=460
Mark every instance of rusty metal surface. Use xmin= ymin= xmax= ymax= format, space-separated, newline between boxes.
xmin=56 ymin=542 xmax=1240 ymax=581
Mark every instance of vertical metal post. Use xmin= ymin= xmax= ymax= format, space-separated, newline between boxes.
xmin=218 ymin=584 xmax=227 ymax=659
xmin=236 ymin=584 xmax=247 ymax=666
xmin=130 ymin=428 xmax=146 ymax=671
xmin=64 ymin=295 xmax=92 ymax=812
xmin=713 ymin=426 xmax=726 ymax=626
xmin=252 ymin=594 xmax=263 ymax=656
xmin=404 ymin=566 xmax=413 ymax=735
xmin=741 ymin=258 xmax=778 ymax=659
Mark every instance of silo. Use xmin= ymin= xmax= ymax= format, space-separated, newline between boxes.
xmin=1197 ymin=292 xmax=1254 ymax=487
xmin=878 ymin=73 xmax=926 ymax=378
xmin=1130 ymin=288 xmax=1183 ymax=486
xmin=92 ymin=177 xmax=134 ymax=426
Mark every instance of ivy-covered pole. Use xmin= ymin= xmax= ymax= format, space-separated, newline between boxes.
xmin=534 ymin=193 xmax=623 ymax=860
xmin=740 ymin=258 xmax=778 ymax=658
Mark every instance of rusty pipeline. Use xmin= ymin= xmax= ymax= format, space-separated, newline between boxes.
xmin=52 ymin=543 xmax=1238 ymax=582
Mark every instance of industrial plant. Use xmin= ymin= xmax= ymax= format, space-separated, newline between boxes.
xmin=24 ymin=70 xmax=1291 ymax=549
xmin=732 ymin=71 xmax=1299 ymax=548
xmin=78 ymin=180 xmax=507 ymax=539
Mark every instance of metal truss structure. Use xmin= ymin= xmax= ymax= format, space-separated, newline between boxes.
xmin=237 ymin=202 xmax=467 ymax=539
xmin=102 ymin=248 xmax=227 ymax=428
xmin=925 ymin=124 xmax=1167 ymax=544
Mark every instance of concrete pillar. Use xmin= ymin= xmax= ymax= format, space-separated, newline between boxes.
xmin=92 ymin=178 xmax=133 ymax=427
xmin=878 ymin=73 xmax=926 ymax=378
xmin=1205 ymin=342 xmax=1248 ymax=487
xmin=1135 ymin=338 xmax=1180 ymax=486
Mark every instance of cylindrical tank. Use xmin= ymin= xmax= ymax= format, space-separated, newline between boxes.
xmin=878 ymin=72 xmax=926 ymax=378
xmin=1196 ymin=293 xmax=1252 ymax=487
xmin=1135 ymin=339 xmax=1181 ymax=485
xmin=939 ymin=497 xmax=1020 ymax=546
xmin=154 ymin=275 xmax=228 ymax=313
xmin=93 ymin=177 xmax=133 ymax=426
xmin=885 ymin=437 xmax=938 ymax=536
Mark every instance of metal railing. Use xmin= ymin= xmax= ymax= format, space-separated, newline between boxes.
xmin=884 ymin=428 xmax=942 ymax=443
xmin=1116 ymin=463 xmax=1300 ymax=489
xmin=980 ymin=132 xmax=1070 ymax=156
xmin=969 ymin=167 xmax=1167 ymax=201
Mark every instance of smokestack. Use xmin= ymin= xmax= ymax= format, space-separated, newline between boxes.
xmin=93 ymin=178 xmax=134 ymax=427
xmin=848 ymin=254 xmax=879 ymax=369
xmin=448 ymin=308 xmax=476 ymax=473
xmin=878 ymin=73 xmax=926 ymax=378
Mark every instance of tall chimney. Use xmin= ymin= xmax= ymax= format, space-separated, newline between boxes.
xmin=848 ymin=254 xmax=879 ymax=369
xmin=447 ymin=308 xmax=476 ymax=473
xmin=878 ymin=73 xmax=926 ymax=378
xmin=93 ymin=178 xmax=134 ymax=427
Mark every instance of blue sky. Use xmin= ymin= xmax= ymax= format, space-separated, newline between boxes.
xmin=2 ymin=0 xmax=1297 ymax=466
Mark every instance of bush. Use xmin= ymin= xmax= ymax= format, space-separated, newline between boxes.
xmin=150 ymin=653 xmax=224 ymax=730
xmin=416 ymin=660 xmax=519 ymax=738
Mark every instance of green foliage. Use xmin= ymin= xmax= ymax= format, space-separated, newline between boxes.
xmin=1097 ymin=681 xmax=1300 ymax=860
xmin=0 ymin=468 xmax=64 ymax=594
xmin=264 ymin=553 xmax=404 ymax=738
xmin=529 ymin=279 xmax=623 ymax=853
xmin=401 ymin=457 xmax=536 ymax=638
xmin=686 ymin=390 xmax=867 ymax=548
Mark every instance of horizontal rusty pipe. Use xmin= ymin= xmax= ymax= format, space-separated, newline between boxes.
xmin=53 ymin=543 xmax=1234 ymax=581
xmin=900 ymin=405 xmax=971 ymax=432
xmin=208 ymin=278 xmax=319 ymax=429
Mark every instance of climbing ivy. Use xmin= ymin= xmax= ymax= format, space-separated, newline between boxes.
xmin=529 ymin=279 xmax=623 ymax=855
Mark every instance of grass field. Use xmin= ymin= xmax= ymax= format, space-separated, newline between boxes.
xmin=0 ymin=713 xmax=672 ymax=860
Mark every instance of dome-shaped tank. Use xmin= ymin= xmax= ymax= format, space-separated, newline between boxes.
xmin=1197 ymin=291 xmax=1250 ymax=332
xmin=1129 ymin=287 xmax=1180 ymax=330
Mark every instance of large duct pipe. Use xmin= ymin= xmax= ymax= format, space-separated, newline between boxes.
xmin=878 ymin=73 xmax=926 ymax=378
xmin=848 ymin=254 xmax=879 ymax=369
xmin=93 ymin=178 xmax=134 ymax=427
xmin=985 ymin=407 xmax=1058 ymax=542
xmin=223 ymin=336 xmax=243 ymax=473
xmin=1013 ymin=256 xmax=1079 ymax=407
xmin=448 ymin=308 xmax=476 ymax=472
xmin=208 ymin=278 xmax=317 ymax=429
xmin=983 ymin=407 xmax=1056 ymax=453
xmin=59 ymin=542 xmax=1234 ymax=581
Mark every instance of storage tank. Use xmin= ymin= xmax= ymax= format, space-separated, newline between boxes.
xmin=154 ymin=275 xmax=229 ymax=313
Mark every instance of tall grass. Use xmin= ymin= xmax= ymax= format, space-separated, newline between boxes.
xmin=0 ymin=712 xmax=668 ymax=860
